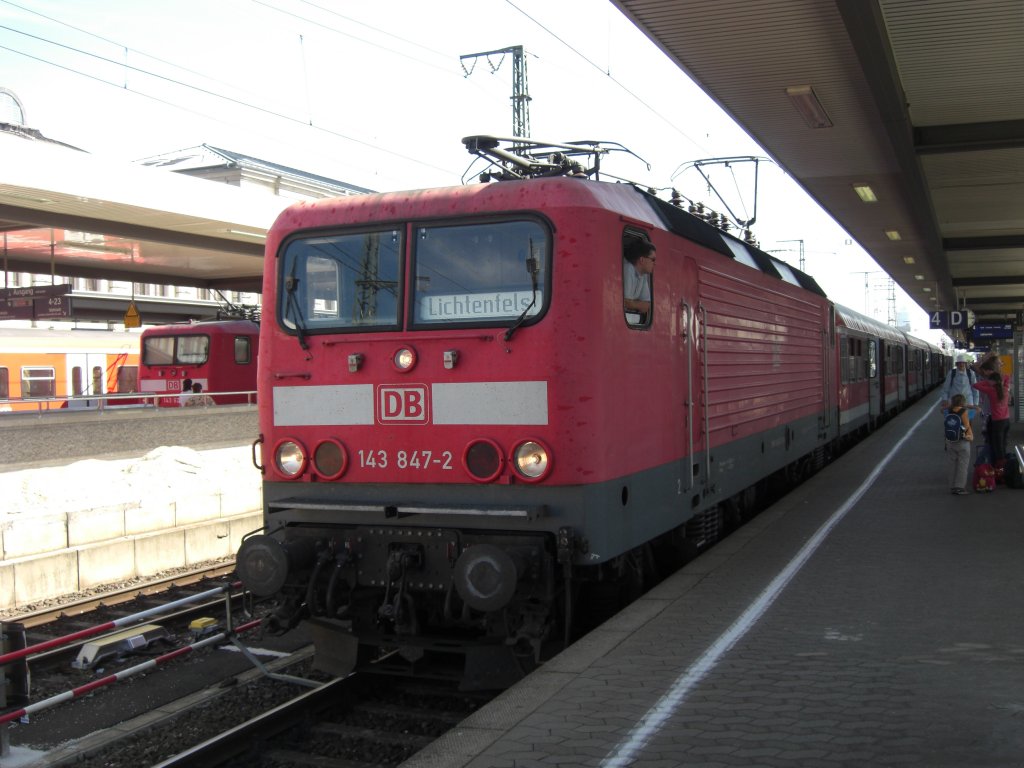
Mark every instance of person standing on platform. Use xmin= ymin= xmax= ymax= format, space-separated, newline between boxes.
xmin=945 ymin=393 xmax=974 ymax=495
xmin=939 ymin=353 xmax=978 ymax=420
xmin=178 ymin=378 xmax=193 ymax=408
xmin=185 ymin=381 xmax=216 ymax=407
xmin=972 ymin=352 xmax=1011 ymax=464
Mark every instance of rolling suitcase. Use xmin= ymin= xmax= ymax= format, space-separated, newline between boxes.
xmin=974 ymin=463 xmax=996 ymax=492
xmin=974 ymin=445 xmax=996 ymax=493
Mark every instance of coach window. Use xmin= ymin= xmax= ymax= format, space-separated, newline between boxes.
xmin=0 ymin=367 xmax=8 ymax=400
xmin=623 ymin=232 xmax=654 ymax=328
xmin=21 ymin=367 xmax=55 ymax=399
xmin=117 ymin=365 xmax=138 ymax=393
xmin=868 ymin=340 xmax=878 ymax=378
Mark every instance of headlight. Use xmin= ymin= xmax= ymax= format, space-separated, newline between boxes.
xmin=464 ymin=439 xmax=503 ymax=483
xmin=393 ymin=346 xmax=417 ymax=372
xmin=275 ymin=439 xmax=308 ymax=478
xmin=313 ymin=439 xmax=347 ymax=479
xmin=513 ymin=440 xmax=551 ymax=481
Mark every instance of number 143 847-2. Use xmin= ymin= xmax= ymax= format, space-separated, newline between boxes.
xmin=356 ymin=449 xmax=454 ymax=471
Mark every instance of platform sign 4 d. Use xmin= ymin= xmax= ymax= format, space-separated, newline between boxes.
xmin=929 ymin=309 xmax=975 ymax=330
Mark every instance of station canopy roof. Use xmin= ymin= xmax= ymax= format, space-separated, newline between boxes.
xmin=0 ymin=131 xmax=289 ymax=293
xmin=613 ymin=0 xmax=1024 ymax=328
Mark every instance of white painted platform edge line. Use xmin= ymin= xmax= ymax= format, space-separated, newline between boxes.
xmin=600 ymin=406 xmax=932 ymax=768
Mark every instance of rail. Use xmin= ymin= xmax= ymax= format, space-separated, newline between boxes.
xmin=0 ymin=618 xmax=263 ymax=726
xmin=0 ymin=389 xmax=257 ymax=415
xmin=0 ymin=582 xmax=240 ymax=667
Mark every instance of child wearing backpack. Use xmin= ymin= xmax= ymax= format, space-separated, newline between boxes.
xmin=945 ymin=393 xmax=974 ymax=495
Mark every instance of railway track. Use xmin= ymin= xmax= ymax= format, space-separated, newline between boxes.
xmin=156 ymin=671 xmax=495 ymax=768
xmin=8 ymin=562 xmax=246 ymax=683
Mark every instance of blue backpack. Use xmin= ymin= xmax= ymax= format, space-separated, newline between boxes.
xmin=944 ymin=410 xmax=966 ymax=442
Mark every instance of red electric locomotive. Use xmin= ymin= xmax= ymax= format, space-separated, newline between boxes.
xmin=236 ymin=138 xmax=944 ymax=687
xmin=138 ymin=319 xmax=259 ymax=406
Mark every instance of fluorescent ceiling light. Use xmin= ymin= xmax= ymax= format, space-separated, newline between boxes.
xmin=853 ymin=184 xmax=877 ymax=203
xmin=923 ymin=287 xmax=932 ymax=292
xmin=3 ymin=191 xmax=53 ymax=204
xmin=785 ymin=85 xmax=833 ymax=129
xmin=885 ymin=230 xmax=901 ymax=241
xmin=914 ymin=274 xmax=924 ymax=280
xmin=57 ymin=240 xmax=132 ymax=255
xmin=903 ymin=256 xmax=915 ymax=264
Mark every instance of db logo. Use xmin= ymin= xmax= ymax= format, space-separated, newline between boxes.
xmin=377 ymin=385 xmax=429 ymax=424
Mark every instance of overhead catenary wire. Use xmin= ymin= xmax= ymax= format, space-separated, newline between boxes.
xmin=3 ymin=0 xmax=718 ymax=189
xmin=0 ymin=25 xmax=452 ymax=176
xmin=503 ymin=0 xmax=712 ymax=158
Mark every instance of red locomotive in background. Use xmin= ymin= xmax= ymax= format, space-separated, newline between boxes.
xmin=236 ymin=138 xmax=948 ymax=688
xmin=138 ymin=318 xmax=259 ymax=406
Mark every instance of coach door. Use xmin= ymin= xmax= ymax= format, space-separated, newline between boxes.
xmin=67 ymin=353 xmax=105 ymax=409
xmin=867 ymin=339 xmax=881 ymax=421
xmin=896 ymin=344 xmax=907 ymax=405
xmin=821 ymin=308 xmax=834 ymax=434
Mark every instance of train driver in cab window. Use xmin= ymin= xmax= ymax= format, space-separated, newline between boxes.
xmin=623 ymin=238 xmax=655 ymax=325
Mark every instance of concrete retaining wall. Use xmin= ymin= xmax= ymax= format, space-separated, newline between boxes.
xmin=0 ymin=511 xmax=262 ymax=609
xmin=0 ymin=438 xmax=264 ymax=611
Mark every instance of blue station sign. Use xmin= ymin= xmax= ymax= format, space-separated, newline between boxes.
xmin=972 ymin=322 xmax=1014 ymax=340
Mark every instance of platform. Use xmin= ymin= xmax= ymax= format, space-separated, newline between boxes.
xmin=404 ymin=397 xmax=1024 ymax=768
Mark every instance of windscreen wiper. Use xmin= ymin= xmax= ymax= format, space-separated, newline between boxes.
xmin=283 ymin=272 xmax=311 ymax=356
xmin=504 ymin=249 xmax=539 ymax=342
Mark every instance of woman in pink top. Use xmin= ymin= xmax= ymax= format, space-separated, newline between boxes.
xmin=972 ymin=353 xmax=1011 ymax=463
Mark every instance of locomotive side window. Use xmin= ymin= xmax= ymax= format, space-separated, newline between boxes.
xmin=21 ymin=367 xmax=55 ymax=398
xmin=234 ymin=336 xmax=252 ymax=364
xmin=623 ymin=232 xmax=654 ymax=327
xmin=411 ymin=220 xmax=548 ymax=327
xmin=280 ymin=230 xmax=402 ymax=333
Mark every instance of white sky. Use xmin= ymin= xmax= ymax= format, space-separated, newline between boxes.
xmin=0 ymin=0 xmax=947 ymax=342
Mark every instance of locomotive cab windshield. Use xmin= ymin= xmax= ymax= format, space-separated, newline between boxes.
xmin=277 ymin=220 xmax=550 ymax=334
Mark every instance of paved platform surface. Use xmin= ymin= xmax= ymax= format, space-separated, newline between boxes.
xmin=404 ymin=397 xmax=1024 ymax=768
